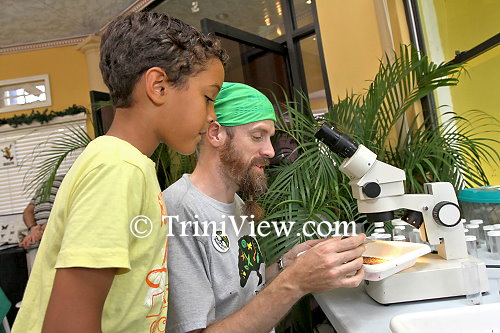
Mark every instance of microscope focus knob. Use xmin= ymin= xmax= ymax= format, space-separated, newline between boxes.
xmin=432 ymin=201 xmax=461 ymax=227
xmin=362 ymin=182 xmax=381 ymax=198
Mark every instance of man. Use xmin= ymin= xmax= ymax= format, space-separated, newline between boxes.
xmin=163 ymin=82 xmax=365 ymax=333
xmin=19 ymin=174 xmax=64 ymax=249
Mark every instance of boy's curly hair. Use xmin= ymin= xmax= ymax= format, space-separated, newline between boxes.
xmin=100 ymin=12 xmax=229 ymax=108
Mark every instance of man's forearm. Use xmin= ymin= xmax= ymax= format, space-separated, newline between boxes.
xmin=23 ymin=204 xmax=36 ymax=228
xmin=203 ymin=270 xmax=303 ymax=333
xmin=265 ymin=262 xmax=280 ymax=283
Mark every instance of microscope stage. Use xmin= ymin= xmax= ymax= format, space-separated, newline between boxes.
xmin=364 ymin=254 xmax=489 ymax=304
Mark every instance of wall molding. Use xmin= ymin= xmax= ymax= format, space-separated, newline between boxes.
xmin=0 ymin=36 xmax=88 ymax=55
xmin=122 ymin=0 xmax=156 ymax=15
xmin=0 ymin=112 xmax=87 ymax=134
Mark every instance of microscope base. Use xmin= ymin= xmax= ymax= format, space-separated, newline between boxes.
xmin=364 ymin=254 xmax=489 ymax=304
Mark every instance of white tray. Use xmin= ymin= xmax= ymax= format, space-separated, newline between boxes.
xmin=390 ymin=303 xmax=500 ymax=333
xmin=363 ymin=240 xmax=431 ymax=281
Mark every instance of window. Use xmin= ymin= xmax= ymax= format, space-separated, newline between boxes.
xmin=300 ymin=34 xmax=327 ymax=115
xmin=293 ymin=0 xmax=314 ymax=28
xmin=0 ymin=114 xmax=86 ymax=215
xmin=0 ymin=74 xmax=52 ymax=113
xmin=150 ymin=0 xmax=286 ymax=40
xmin=149 ymin=0 xmax=332 ymax=108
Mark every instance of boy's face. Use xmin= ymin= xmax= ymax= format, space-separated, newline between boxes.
xmin=160 ymin=59 xmax=224 ymax=155
xmin=219 ymin=119 xmax=276 ymax=197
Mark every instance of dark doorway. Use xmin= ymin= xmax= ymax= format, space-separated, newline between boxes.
xmin=201 ymin=19 xmax=292 ymax=106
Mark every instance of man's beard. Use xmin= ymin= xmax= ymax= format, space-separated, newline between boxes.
xmin=219 ymin=138 xmax=269 ymax=221
xmin=219 ymin=139 xmax=270 ymax=198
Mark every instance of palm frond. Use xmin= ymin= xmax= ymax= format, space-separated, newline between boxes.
xmin=259 ymin=45 xmax=498 ymax=267
xmin=24 ymin=126 xmax=91 ymax=202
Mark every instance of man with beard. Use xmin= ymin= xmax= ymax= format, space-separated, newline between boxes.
xmin=163 ymin=82 xmax=366 ymax=333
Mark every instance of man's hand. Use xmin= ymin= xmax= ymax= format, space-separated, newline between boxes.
xmin=19 ymin=225 xmax=44 ymax=249
xmin=282 ymin=239 xmax=327 ymax=268
xmin=196 ymin=235 xmax=366 ymax=333
xmin=285 ymin=234 xmax=366 ymax=294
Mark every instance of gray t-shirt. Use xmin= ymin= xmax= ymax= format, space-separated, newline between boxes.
xmin=163 ymin=174 xmax=266 ymax=333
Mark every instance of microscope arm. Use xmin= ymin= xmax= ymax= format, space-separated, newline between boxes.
xmin=314 ymin=124 xmax=467 ymax=260
xmin=356 ymin=186 xmax=467 ymax=260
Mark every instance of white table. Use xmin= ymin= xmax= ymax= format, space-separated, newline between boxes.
xmin=315 ymin=251 xmax=500 ymax=333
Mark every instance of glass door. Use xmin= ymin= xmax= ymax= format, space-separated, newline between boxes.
xmin=201 ymin=19 xmax=292 ymax=105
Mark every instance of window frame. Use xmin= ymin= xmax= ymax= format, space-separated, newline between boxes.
xmin=0 ymin=113 xmax=86 ymax=215
xmin=0 ymin=74 xmax=52 ymax=113
xmin=145 ymin=0 xmax=333 ymax=110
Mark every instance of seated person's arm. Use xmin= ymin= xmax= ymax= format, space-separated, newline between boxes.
xmin=42 ymin=267 xmax=116 ymax=333
xmin=22 ymin=203 xmax=36 ymax=229
xmin=189 ymin=235 xmax=365 ymax=333
xmin=20 ymin=203 xmax=42 ymax=248
xmin=265 ymin=239 xmax=325 ymax=282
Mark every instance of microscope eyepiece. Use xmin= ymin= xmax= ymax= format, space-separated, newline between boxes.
xmin=315 ymin=124 xmax=358 ymax=158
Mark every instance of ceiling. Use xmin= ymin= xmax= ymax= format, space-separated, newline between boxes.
xmin=0 ymin=0 xmax=138 ymax=48
xmin=0 ymin=0 xmax=325 ymax=107
xmin=0 ymin=0 xmax=314 ymax=49
xmin=152 ymin=0 xmax=314 ymax=40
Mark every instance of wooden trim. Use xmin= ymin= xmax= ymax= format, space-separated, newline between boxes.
xmin=0 ymin=112 xmax=87 ymax=134
xmin=121 ymin=0 xmax=157 ymax=15
xmin=0 ymin=36 xmax=88 ymax=55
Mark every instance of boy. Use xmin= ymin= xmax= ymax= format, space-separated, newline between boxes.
xmin=12 ymin=12 xmax=227 ymax=333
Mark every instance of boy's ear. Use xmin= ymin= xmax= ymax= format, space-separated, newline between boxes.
xmin=145 ymin=67 xmax=168 ymax=105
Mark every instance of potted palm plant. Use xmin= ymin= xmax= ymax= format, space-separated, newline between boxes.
xmin=258 ymin=45 xmax=499 ymax=332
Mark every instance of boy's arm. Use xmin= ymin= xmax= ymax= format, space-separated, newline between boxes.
xmin=42 ymin=267 xmax=117 ymax=333
xmin=189 ymin=235 xmax=365 ymax=333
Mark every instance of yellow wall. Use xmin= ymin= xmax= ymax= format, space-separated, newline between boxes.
xmin=316 ymin=0 xmax=498 ymax=185
xmin=315 ymin=0 xmax=424 ymax=147
xmin=425 ymin=0 xmax=500 ymax=184
xmin=0 ymin=46 xmax=91 ymax=122
xmin=315 ymin=0 xmax=383 ymax=100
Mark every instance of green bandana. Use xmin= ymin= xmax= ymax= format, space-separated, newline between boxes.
xmin=214 ymin=82 xmax=276 ymax=127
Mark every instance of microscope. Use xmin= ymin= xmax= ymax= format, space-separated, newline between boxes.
xmin=315 ymin=124 xmax=488 ymax=304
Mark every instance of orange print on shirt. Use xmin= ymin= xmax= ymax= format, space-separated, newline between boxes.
xmin=158 ymin=192 xmax=167 ymax=226
xmin=143 ymin=193 xmax=169 ymax=331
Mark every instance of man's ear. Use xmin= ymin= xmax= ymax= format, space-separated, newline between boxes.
xmin=145 ymin=67 xmax=168 ymax=105
xmin=207 ymin=121 xmax=227 ymax=148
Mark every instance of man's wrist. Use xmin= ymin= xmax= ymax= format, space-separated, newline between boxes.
xmin=272 ymin=266 xmax=305 ymax=301
xmin=28 ymin=224 xmax=38 ymax=231
xmin=277 ymin=257 xmax=285 ymax=272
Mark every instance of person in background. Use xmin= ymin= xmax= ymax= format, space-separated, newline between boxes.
xmin=163 ymin=82 xmax=366 ymax=333
xmin=19 ymin=174 xmax=64 ymax=249
xmin=12 ymin=12 xmax=227 ymax=333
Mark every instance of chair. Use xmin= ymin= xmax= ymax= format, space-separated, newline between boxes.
xmin=0 ymin=287 xmax=11 ymax=333
xmin=1 ymin=318 xmax=9 ymax=333
xmin=26 ymin=246 xmax=39 ymax=276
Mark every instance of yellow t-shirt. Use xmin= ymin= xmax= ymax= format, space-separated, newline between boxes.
xmin=12 ymin=136 xmax=169 ymax=333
